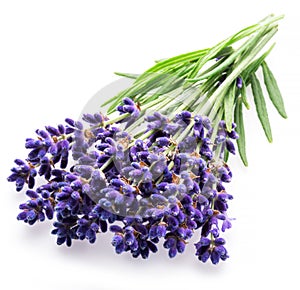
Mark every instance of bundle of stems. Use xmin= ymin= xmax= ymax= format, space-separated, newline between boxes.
xmin=104 ymin=14 xmax=286 ymax=166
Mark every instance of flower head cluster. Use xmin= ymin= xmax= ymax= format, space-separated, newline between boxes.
xmin=8 ymin=97 xmax=238 ymax=265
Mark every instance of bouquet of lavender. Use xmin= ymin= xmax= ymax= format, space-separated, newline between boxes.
xmin=8 ymin=14 xmax=286 ymax=264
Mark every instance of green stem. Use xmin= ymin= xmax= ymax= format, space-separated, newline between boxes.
xmin=176 ymin=122 xmax=195 ymax=145
xmin=137 ymin=129 xmax=156 ymax=141
xmin=103 ymin=113 xmax=130 ymax=126
xmin=100 ymin=157 xmax=113 ymax=171
xmin=209 ymin=107 xmax=224 ymax=144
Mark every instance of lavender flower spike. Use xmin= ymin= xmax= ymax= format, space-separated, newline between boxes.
xmin=9 ymin=96 xmax=237 ymax=264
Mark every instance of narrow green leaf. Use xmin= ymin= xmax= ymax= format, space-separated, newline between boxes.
xmin=195 ymin=50 xmax=232 ymax=82
xmin=234 ymin=97 xmax=248 ymax=166
xmin=250 ymin=73 xmax=273 ymax=142
xmin=210 ymin=107 xmax=224 ymax=143
xmin=240 ymin=78 xmax=250 ymax=109
xmin=114 ymin=72 xmax=140 ymax=79
xmin=242 ymin=43 xmax=275 ymax=82
xmin=185 ymin=39 xmax=238 ymax=84
xmin=215 ymin=46 xmax=234 ymax=58
xmin=206 ymin=83 xmax=219 ymax=98
xmin=224 ymin=148 xmax=229 ymax=163
xmin=185 ymin=43 xmax=226 ymax=81
xmin=224 ymin=84 xmax=236 ymax=132
xmin=261 ymin=61 xmax=287 ymax=118
xmin=136 ymin=48 xmax=209 ymax=81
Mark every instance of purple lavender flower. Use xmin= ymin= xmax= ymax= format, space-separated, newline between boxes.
xmin=8 ymin=159 xmax=37 ymax=191
xmin=117 ymin=98 xmax=140 ymax=127
xmin=9 ymin=100 xmax=236 ymax=264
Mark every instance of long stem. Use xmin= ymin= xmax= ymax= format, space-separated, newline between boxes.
xmin=103 ymin=113 xmax=130 ymax=126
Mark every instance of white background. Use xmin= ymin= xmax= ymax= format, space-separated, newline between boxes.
xmin=0 ymin=1 xmax=299 ymax=289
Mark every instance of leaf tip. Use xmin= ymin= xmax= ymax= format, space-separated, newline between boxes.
xmin=226 ymin=122 xmax=232 ymax=133
xmin=240 ymin=155 xmax=248 ymax=167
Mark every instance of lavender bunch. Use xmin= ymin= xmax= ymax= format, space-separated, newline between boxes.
xmin=8 ymin=15 xmax=287 ymax=265
xmin=8 ymin=103 xmax=236 ymax=264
